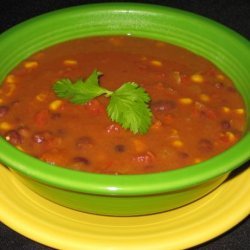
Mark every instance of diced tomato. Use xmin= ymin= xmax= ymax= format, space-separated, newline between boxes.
xmin=180 ymin=74 xmax=190 ymax=84
xmin=163 ymin=114 xmax=174 ymax=124
xmin=34 ymin=109 xmax=49 ymax=128
xmin=85 ymin=99 xmax=105 ymax=115
xmin=192 ymin=102 xmax=217 ymax=120
xmin=201 ymin=108 xmax=217 ymax=120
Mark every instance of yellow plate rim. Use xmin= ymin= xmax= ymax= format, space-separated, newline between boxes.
xmin=0 ymin=165 xmax=249 ymax=250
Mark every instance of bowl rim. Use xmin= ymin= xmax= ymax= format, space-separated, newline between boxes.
xmin=0 ymin=2 xmax=249 ymax=196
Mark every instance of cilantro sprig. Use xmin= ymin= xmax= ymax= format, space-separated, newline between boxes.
xmin=53 ymin=70 xmax=152 ymax=134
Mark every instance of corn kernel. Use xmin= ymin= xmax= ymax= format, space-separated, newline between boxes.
xmin=226 ymin=132 xmax=236 ymax=142
xmin=221 ymin=106 xmax=231 ymax=114
xmin=24 ymin=61 xmax=38 ymax=69
xmin=16 ymin=145 xmax=25 ymax=152
xmin=234 ymin=108 xmax=244 ymax=115
xmin=194 ymin=158 xmax=202 ymax=163
xmin=216 ymin=74 xmax=225 ymax=81
xmin=173 ymin=71 xmax=181 ymax=84
xmin=5 ymin=74 xmax=17 ymax=84
xmin=0 ymin=122 xmax=12 ymax=131
xmin=171 ymin=129 xmax=179 ymax=135
xmin=63 ymin=59 xmax=78 ymax=66
xmin=191 ymin=74 xmax=204 ymax=83
xmin=172 ymin=140 xmax=183 ymax=148
xmin=169 ymin=129 xmax=179 ymax=140
xmin=6 ymin=82 xmax=16 ymax=97
xmin=179 ymin=98 xmax=193 ymax=105
xmin=150 ymin=60 xmax=162 ymax=67
xmin=36 ymin=93 xmax=47 ymax=102
xmin=49 ymin=100 xmax=63 ymax=111
xmin=200 ymin=94 xmax=210 ymax=102
xmin=132 ymin=139 xmax=147 ymax=153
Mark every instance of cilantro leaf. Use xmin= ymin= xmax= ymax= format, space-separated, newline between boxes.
xmin=107 ymin=83 xmax=152 ymax=134
xmin=53 ymin=70 xmax=152 ymax=134
xmin=53 ymin=70 xmax=111 ymax=104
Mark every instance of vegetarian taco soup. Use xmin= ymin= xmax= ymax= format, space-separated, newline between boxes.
xmin=0 ymin=36 xmax=246 ymax=174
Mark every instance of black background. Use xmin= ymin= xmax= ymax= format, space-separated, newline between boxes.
xmin=0 ymin=0 xmax=249 ymax=249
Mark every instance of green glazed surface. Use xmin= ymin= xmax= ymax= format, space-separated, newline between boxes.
xmin=0 ymin=3 xmax=249 ymax=215
xmin=13 ymin=170 xmax=228 ymax=216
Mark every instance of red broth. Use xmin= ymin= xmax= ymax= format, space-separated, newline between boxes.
xmin=0 ymin=36 xmax=246 ymax=174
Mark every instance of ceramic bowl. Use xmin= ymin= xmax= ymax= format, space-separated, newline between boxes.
xmin=0 ymin=3 xmax=249 ymax=216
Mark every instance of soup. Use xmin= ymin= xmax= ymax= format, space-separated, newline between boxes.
xmin=0 ymin=36 xmax=246 ymax=174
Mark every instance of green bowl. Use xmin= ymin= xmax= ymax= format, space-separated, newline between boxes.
xmin=0 ymin=3 xmax=249 ymax=216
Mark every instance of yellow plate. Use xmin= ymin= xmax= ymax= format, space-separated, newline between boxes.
xmin=0 ymin=165 xmax=249 ymax=250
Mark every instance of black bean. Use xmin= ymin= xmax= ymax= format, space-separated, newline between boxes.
xmin=73 ymin=156 xmax=90 ymax=165
xmin=198 ymin=139 xmax=214 ymax=152
xmin=151 ymin=100 xmax=176 ymax=113
xmin=114 ymin=144 xmax=126 ymax=153
xmin=32 ymin=131 xmax=52 ymax=144
xmin=33 ymin=134 xmax=45 ymax=144
xmin=5 ymin=130 xmax=22 ymax=145
xmin=76 ymin=136 xmax=94 ymax=149
xmin=0 ymin=106 xmax=9 ymax=118
xmin=177 ymin=152 xmax=189 ymax=159
xmin=220 ymin=120 xmax=231 ymax=130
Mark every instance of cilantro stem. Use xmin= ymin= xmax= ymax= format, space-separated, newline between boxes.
xmin=103 ymin=89 xmax=113 ymax=97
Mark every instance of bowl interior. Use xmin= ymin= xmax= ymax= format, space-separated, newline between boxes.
xmin=0 ymin=3 xmax=249 ymax=195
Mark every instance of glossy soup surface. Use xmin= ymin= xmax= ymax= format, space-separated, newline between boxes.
xmin=0 ymin=36 xmax=246 ymax=174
